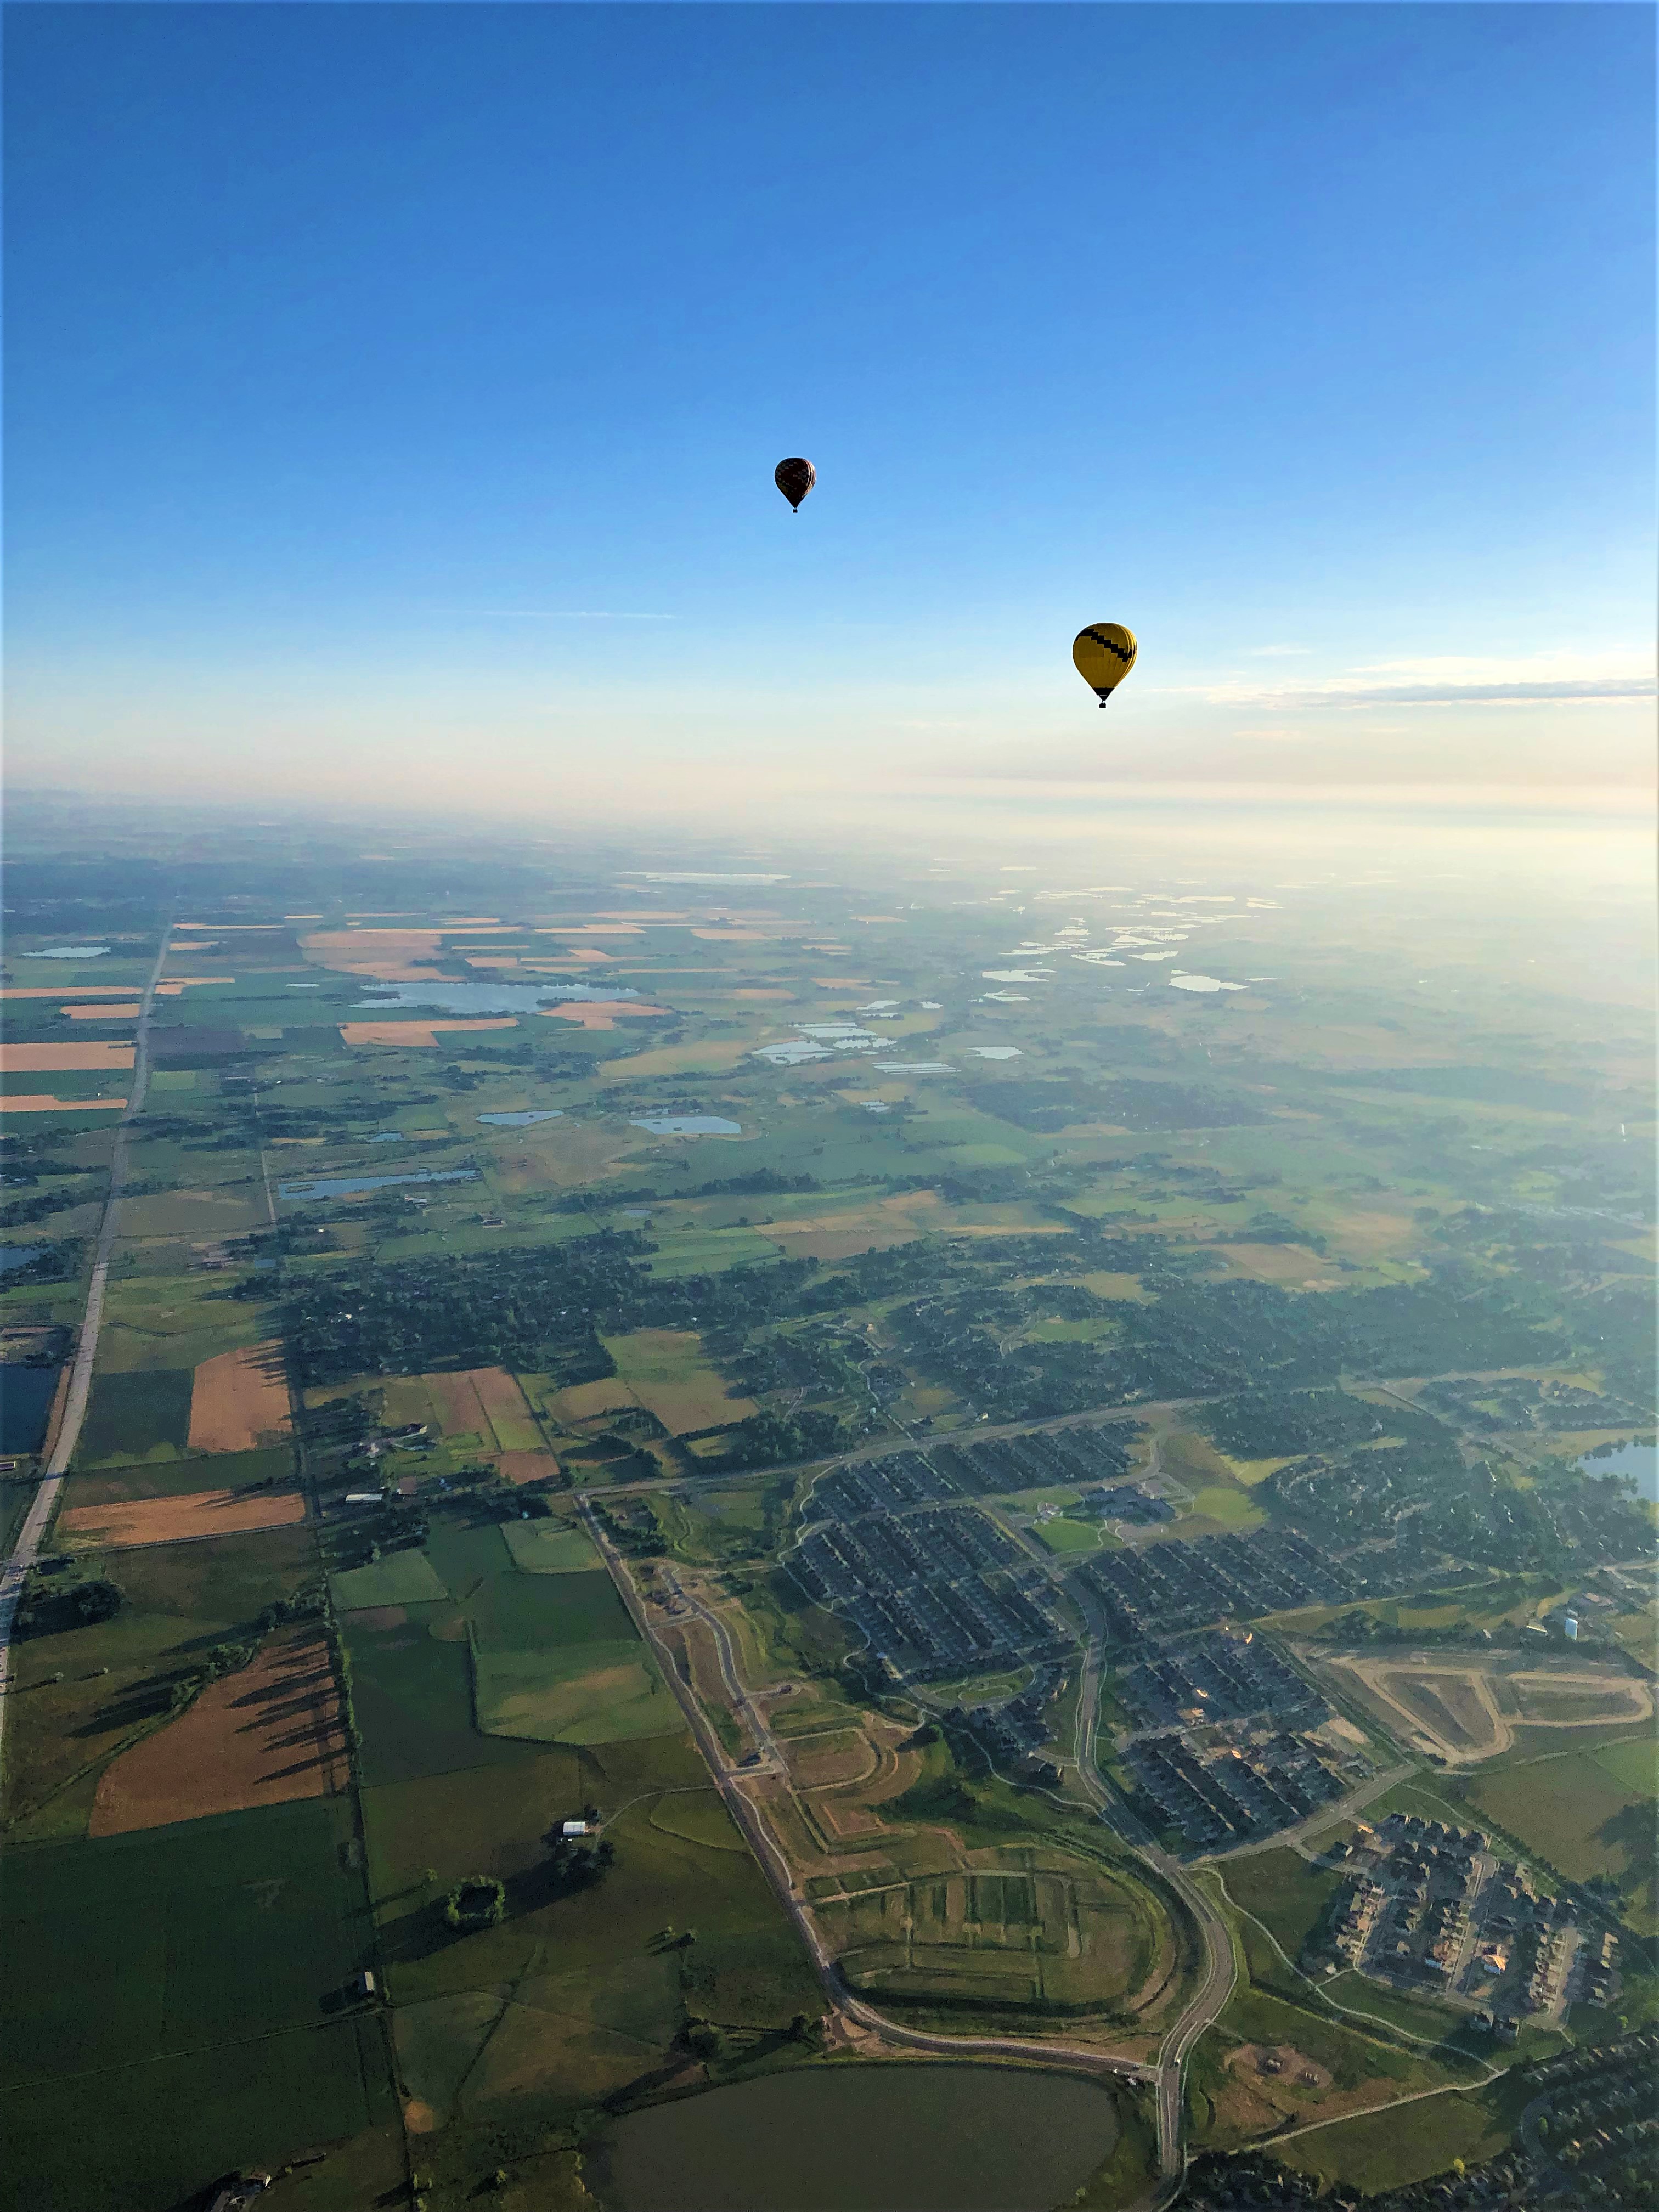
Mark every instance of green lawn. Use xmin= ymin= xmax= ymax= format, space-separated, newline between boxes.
xmin=1038 ymin=1514 xmax=1107 ymax=1553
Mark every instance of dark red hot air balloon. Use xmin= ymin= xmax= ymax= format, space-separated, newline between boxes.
xmin=775 ymin=457 xmax=815 ymax=512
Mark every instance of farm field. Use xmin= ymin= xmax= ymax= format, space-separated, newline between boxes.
xmin=89 ymin=1623 xmax=347 ymax=1834
xmin=58 ymin=1484 xmax=306 ymax=1549
xmin=0 ymin=1796 xmax=388 ymax=2208
xmin=187 ymin=1340 xmax=292 ymax=1451
xmin=3 ymin=1524 xmax=320 ymax=1836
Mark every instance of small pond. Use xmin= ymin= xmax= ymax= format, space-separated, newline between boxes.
xmin=355 ymin=981 xmax=636 ymax=1017
xmin=0 ymin=1365 xmax=61 ymax=1454
xmin=590 ymin=2064 xmax=1120 ymax=2212
xmin=0 ymin=1247 xmax=43 ymax=1275
xmin=277 ymin=1169 xmax=479 ymax=1201
xmin=629 ymin=1115 xmax=741 ymax=1136
xmin=1578 ymin=1440 xmax=1659 ymax=1504
xmin=477 ymin=1110 xmax=566 ymax=1127
xmin=24 ymin=945 xmax=110 ymax=960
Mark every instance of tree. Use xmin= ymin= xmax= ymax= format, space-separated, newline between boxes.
xmin=685 ymin=2022 xmax=724 ymax=2060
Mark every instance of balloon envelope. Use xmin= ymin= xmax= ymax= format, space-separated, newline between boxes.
xmin=1073 ymin=622 xmax=1137 ymax=706
xmin=775 ymin=457 xmax=816 ymax=512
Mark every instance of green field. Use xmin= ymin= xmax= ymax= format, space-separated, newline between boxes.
xmin=342 ymin=1602 xmax=548 ymax=1788
xmin=476 ymin=1637 xmax=681 ymax=1744
xmin=501 ymin=1518 xmax=601 ymax=1573
xmin=64 ymin=1443 xmax=294 ymax=1505
xmin=1465 ymin=1736 xmax=1659 ymax=1926
xmin=1276 ymin=2083 xmax=1516 ymax=2194
xmin=1218 ymin=1848 xmax=1345 ymax=1963
xmin=72 ymin=1368 xmax=194 ymax=1465
xmin=331 ymin=1547 xmax=450 ymax=1609
xmin=0 ymin=1795 xmax=392 ymax=2207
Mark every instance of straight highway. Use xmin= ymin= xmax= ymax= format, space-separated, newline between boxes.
xmin=0 ymin=926 xmax=173 ymax=1793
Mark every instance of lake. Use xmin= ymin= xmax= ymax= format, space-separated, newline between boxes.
xmin=591 ymin=2064 xmax=1121 ymax=2212
xmin=24 ymin=945 xmax=110 ymax=960
xmin=630 ymin=1115 xmax=741 ymax=1136
xmin=477 ymin=1109 xmax=565 ymax=1126
xmin=0 ymin=1365 xmax=61 ymax=1454
xmin=1579 ymin=1440 xmax=1659 ymax=1504
xmin=277 ymin=1169 xmax=479 ymax=1201
xmin=354 ymin=980 xmax=637 ymax=1016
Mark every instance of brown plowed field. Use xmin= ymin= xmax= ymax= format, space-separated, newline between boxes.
xmin=0 ymin=1096 xmax=128 ymax=1114
xmin=536 ymin=1002 xmax=669 ymax=1029
xmin=188 ymin=1341 xmax=291 ymax=1453
xmin=338 ymin=1018 xmax=518 ymax=1046
xmin=59 ymin=1487 xmax=306 ymax=1549
xmin=0 ymin=1041 xmax=136 ymax=1071
xmin=498 ymin=1451 xmax=561 ymax=1485
xmin=88 ymin=1626 xmax=347 ymax=1836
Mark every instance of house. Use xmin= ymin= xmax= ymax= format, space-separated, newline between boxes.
xmin=354 ymin=1970 xmax=376 ymax=1999
xmin=562 ymin=1820 xmax=590 ymax=1837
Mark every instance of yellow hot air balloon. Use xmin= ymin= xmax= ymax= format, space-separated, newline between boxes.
xmin=1073 ymin=622 xmax=1137 ymax=707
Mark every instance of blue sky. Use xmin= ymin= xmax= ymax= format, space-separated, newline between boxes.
xmin=6 ymin=2 xmax=1653 ymax=819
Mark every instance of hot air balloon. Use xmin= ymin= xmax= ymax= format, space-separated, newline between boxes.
xmin=1072 ymin=622 xmax=1137 ymax=707
xmin=775 ymin=457 xmax=815 ymax=512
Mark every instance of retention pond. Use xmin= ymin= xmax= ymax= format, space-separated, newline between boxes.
xmin=590 ymin=2063 xmax=1121 ymax=2212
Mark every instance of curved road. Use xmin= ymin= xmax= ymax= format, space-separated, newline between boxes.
xmin=0 ymin=927 xmax=173 ymax=1793
xmin=1068 ymin=1592 xmax=1237 ymax=2186
xmin=579 ymin=1502 xmax=1156 ymax=2096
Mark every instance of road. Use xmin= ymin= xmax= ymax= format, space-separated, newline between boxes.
xmin=578 ymin=1500 xmax=1156 ymax=2095
xmin=1064 ymin=1583 xmax=1237 ymax=2188
xmin=659 ymin=1566 xmax=786 ymax=1774
xmin=0 ymin=926 xmax=173 ymax=1794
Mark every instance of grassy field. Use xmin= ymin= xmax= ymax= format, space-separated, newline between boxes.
xmin=64 ymin=1442 xmax=294 ymax=1504
xmin=0 ymin=1795 xmax=398 ymax=2207
xmin=1463 ymin=1736 xmax=1659 ymax=1928
xmin=0 ymin=2017 xmax=399 ymax=2212
xmin=501 ymin=1519 xmax=601 ymax=1573
xmin=1218 ymin=1848 xmax=1345 ymax=1963
xmin=1275 ymin=2080 xmax=1519 ymax=2194
xmin=476 ymin=1637 xmax=681 ymax=1743
xmin=363 ymin=1730 xmax=819 ymax=2120
xmin=331 ymin=1547 xmax=450 ymax=1609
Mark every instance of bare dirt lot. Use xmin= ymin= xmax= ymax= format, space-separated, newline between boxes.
xmin=59 ymin=1486 xmax=306 ymax=1549
xmin=1320 ymin=1650 xmax=1653 ymax=1765
xmin=88 ymin=1625 xmax=347 ymax=1835
xmin=188 ymin=1341 xmax=291 ymax=1453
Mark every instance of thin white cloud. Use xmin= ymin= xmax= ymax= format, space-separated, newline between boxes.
xmin=1183 ymin=647 xmax=1655 ymax=710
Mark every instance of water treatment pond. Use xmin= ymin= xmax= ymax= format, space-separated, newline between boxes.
xmin=354 ymin=981 xmax=636 ymax=1016
xmin=590 ymin=2064 xmax=1120 ymax=2212
xmin=477 ymin=1109 xmax=565 ymax=1126
xmin=629 ymin=1115 xmax=741 ymax=1136
xmin=0 ymin=1365 xmax=61 ymax=1454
